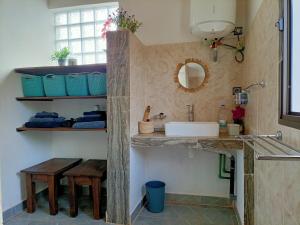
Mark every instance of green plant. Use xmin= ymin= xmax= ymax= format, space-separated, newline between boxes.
xmin=51 ymin=47 xmax=70 ymax=61
xmin=102 ymin=8 xmax=142 ymax=37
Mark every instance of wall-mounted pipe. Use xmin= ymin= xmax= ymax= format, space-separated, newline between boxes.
xmin=219 ymin=154 xmax=235 ymax=196
xmin=219 ymin=154 xmax=230 ymax=179
xmin=229 ymin=156 xmax=235 ymax=196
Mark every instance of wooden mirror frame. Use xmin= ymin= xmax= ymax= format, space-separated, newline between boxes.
xmin=174 ymin=58 xmax=209 ymax=93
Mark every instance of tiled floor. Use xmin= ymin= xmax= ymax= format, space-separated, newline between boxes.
xmin=4 ymin=195 xmax=107 ymax=225
xmin=133 ymin=204 xmax=239 ymax=225
xmin=4 ymin=195 xmax=239 ymax=225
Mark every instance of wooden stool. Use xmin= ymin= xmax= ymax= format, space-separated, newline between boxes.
xmin=21 ymin=158 xmax=82 ymax=215
xmin=63 ymin=159 xmax=107 ymax=220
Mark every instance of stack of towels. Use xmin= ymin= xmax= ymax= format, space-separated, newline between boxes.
xmin=25 ymin=112 xmax=66 ymax=128
xmin=72 ymin=111 xmax=106 ymax=129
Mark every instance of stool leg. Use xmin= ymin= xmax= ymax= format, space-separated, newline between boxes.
xmin=48 ymin=176 xmax=58 ymax=215
xmin=89 ymin=186 xmax=93 ymax=198
xmin=68 ymin=177 xmax=78 ymax=217
xmin=26 ymin=174 xmax=36 ymax=213
xmin=92 ymin=177 xmax=101 ymax=220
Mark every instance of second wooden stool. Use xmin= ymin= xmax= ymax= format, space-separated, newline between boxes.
xmin=63 ymin=159 xmax=107 ymax=220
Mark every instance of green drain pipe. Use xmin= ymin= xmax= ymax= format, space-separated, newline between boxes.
xmin=219 ymin=154 xmax=230 ymax=179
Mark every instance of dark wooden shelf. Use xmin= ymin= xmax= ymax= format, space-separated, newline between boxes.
xmin=15 ymin=64 xmax=106 ymax=75
xmin=16 ymin=127 xmax=107 ymax=132
xmin=16 ymin=96 xmax=107 ymax=101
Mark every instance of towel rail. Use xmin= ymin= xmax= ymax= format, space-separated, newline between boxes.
xmin=239 ymin=131 xmax=300 ymax=161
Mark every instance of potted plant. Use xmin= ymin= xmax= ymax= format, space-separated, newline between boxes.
xmin=51 ymin=47 xmax=70 ymax=66
xmin=101 ymin=8 xmax=142 ymax=38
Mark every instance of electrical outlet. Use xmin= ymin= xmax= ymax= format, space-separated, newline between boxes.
xmin=232 ymin=87 xmax=242 ymax=95
xmin=234 ymin=27 xmax=243 ymax=36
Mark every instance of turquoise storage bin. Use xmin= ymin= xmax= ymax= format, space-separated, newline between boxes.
xmin=65 ymin=74 xmax=89 ymax=96
xmin=87 ymin=73 xmax=107 ymax=96
xmin=21 ymin=75 xmax=45 ymax=97
xmin=43 ymin=74 xmax=67 ymax=96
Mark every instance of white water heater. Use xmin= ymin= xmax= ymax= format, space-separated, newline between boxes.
xmin=190 ymin=0 xmax=236 ymax=39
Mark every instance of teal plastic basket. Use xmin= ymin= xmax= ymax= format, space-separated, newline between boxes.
xmin=87 ymin=73 xmax=107 ymax=96
xmin=43 ymin=74 xmax=67 ymax=97
xmin=65 ymin=74 xmax=89 ymax=96
xmin=21 ymin=74 xmax=45 ymax=97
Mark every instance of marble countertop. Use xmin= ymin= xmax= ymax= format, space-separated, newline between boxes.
xmin=131 ymin=132 xmax=244 ymax=154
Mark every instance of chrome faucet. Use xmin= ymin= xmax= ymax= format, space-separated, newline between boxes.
xmin=186 ymin=104 xmax=194 ymax=122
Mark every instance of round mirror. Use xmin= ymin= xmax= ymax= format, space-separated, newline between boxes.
xmin=174 ymin=59 xmax=209 ymax=92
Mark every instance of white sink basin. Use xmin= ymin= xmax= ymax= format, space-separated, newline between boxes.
xmin=165 ymin=122 xmax=219 ymax=137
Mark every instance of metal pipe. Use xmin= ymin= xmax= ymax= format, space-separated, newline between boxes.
xmin=268 ymin=137 xmax=300 ymax=154
xmin=256 ymin=155 xmax=300 ymax=161
xmin=240 ymin=132 xmax=300 ymax=161
xmin=221 ymin=154 xmax=230 ymax=174
xmin=219 ymin=154 xmax=230 ymax=179
xmin=230 ymin=156 xmax=235 ymax=196
xmin=250 ymin=138 xmax=278 ymax=155
xmin=257 ymin=136 xmax=290 ymax=155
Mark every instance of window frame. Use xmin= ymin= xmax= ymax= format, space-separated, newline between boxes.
xmin=53 ymin=3 xmax=118 ymax=65
xmin=279 ymin=0 xmax=300 ymax=129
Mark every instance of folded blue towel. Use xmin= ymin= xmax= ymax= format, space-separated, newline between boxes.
xmin=84 ymin=114 xmax=103 ymax=118
xmin=72 ymin=121 xmax=106 ymax=129
xmin=25 ymin=121 xmax=62 ymax=128
xmin=29 ymin=117 xmax=65 ymax=123
xmin=76 ymin=116 xmax=102 ymax=122
xmin=83 ymin=111 xmax=106 ymax=116
xmin=35 ymin=111 xmax=59 ymax=118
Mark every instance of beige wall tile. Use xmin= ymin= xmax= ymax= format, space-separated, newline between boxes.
xmin=243 ymin=0 xmax=300 ymax=224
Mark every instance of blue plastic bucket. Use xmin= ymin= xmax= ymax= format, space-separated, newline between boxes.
xmin=146 ymin=181 xmax=165 ymax=213
xmin=21 ymin=75 xmax=45 ymax=97
xmin=65 ymin=74 xmax=89 ymax=96
xmin=43 ymin=74 xmax=67 ymax=97
xmin=87 ymin=73 xmax=107 ymax=96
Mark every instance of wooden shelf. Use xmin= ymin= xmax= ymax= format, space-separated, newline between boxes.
xmin=16 ymin=127 xmax=107 ymax=132
xmin=16 ymin=96 xmax=107 ymax=101
xmin=15 ymin=64 xmax=106 ymax=75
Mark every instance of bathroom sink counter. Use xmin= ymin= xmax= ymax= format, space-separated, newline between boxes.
xmin=131 ymin=132 xmax=244 ymax=154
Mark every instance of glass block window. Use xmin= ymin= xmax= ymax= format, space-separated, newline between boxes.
xmin=54 ymin=3 xmax=118 ymax=65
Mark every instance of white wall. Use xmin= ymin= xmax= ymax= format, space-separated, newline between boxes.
xmin=142 ymin=148 xmax=230 ymax=197
xmin=50 ymin=99 xmax=108 ymax=160
xmin=120 ymin=0 xmax=246 ymax=45
xmin=119 ymin=0 xmax=198 ymax=45
xmin=0 ymin=0 xmax=54 ymax=215
xmin=48 ymin=0 xmax=197 ymax=45
xmin=236 ymin=150 xmax=244 ymax=224
xmin=0 ymin=1 xmax=108 ymax=215
xmin=130 ymin=148 xmax=146 ymax=214
xmin=48 ymin=0 xmax=246 ymax=45
xmin=48 ymin=0 xmax=114 ymax=9
xmin=246 ymin=0 xmax=263 ymax=27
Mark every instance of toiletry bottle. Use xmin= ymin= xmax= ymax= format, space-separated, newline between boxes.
xmin=218 ymin=104 xmax=229 ymax=134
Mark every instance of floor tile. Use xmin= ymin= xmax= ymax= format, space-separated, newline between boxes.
xmin=4 ymin=194 xmax=106 ymax=225
xmin=4 ymin=195 xmax=239 ymax=225
xmin=138 ymin=205 xmax=179 ymax=219
xmin=134 ymin=216 xmax=190 ymax=225
xmin=135 ymin=204 xmax=239 ymax=225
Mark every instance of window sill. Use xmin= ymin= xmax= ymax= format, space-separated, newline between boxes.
xmin=279 ymin=115 xmax=300 ymax=130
